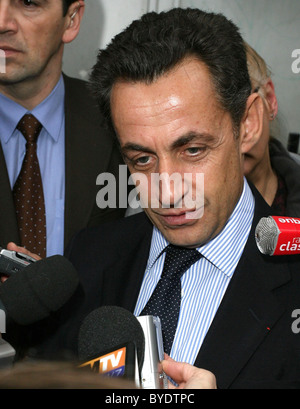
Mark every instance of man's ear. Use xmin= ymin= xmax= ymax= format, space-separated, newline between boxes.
xmin=264 ymin=79 xmax=278 ymax=120
xmin=239 ymin=93 xmax=264 ymax=155
xmin=62 ymin=0 xmax=85 ymax=44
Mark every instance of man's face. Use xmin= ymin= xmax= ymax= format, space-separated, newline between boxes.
xmin=0 ymin=0 xmax=72 ymax=86
xmin=111 ymin=58 xmax=245 ymax=248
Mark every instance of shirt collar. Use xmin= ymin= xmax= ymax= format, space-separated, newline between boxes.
xmin=0 ymin=94 xmax=27 ymax=143
xmin=146 ymin=225 xmax=169 ymax=271
xmin=148 ymin=178 xmax=254 ymax=277
xmin=31 ymin=75 xmax=65 ymax=142
xmin=0 ymin=74 xmax=65 ymax=144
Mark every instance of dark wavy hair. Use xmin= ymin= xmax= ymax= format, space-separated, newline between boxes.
xmin=90 ymin=8 xmax=251 ymax=135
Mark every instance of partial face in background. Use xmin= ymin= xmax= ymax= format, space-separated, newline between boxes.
xmin=111 ymin=58 xmax=254 ymax=248
xmin=0 ymin=0 xmax=82 ymax=87
xmin=243 ymin=79 xmax=278 ymax=177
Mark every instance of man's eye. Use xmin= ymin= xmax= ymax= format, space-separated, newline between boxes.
xmin=22 ymin=0 xmax=37 ymax=7
xmin=186 ymin=147 xmax=205 ymax=155
xmin=127 ymin=155 xmax=154 ymax=170
xmin=136 ymin=156 xmax=150 ymax=165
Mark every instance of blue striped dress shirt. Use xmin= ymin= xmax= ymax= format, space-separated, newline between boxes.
xmin=134 ymin=178 xmax=255 ymax=364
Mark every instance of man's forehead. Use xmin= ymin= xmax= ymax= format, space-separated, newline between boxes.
xmin=112 ymin=57 xmax=214 ymax=98
xmin=111 ymin=59 xmax=220 ymax=124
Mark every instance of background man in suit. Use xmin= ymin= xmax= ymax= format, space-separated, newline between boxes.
xmin=0 ymin=0 xmax=124 ymax=257
xmin=10 ymin=8 xmax=300 ymax=389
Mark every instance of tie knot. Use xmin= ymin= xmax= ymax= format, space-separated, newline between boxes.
xmin=17 ymin=114 xmax=42 ymax=144
xmin=163 ymin=244 xmax=201 ymax=280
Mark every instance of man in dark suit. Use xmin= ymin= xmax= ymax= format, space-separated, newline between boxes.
xmin=0 ymin=0 xmax=124 ymax=257
xmin=8 ymin=8 xmax=300 ymax=389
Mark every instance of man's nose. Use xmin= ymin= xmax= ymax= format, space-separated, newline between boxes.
xmin=0 ymin=3 xmax=17 ymax=34
xmin=157 ymin=171 xmax=186 ymax=209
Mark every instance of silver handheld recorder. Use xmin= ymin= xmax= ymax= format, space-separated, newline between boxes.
xmin=137 ymin=315 xmax=168 ymax=389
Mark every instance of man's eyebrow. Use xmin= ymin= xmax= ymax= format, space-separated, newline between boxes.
xmin=121 ymin=132 xmax=215 ymax=155
xmin=122 ymin=143 xmax=155 ymax=155
xmin=170 ymin=132 xmax=215 ymax=149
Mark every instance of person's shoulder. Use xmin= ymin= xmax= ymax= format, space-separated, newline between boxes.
xmin=62 ymin=73 xmax=88 ymax=87
xmin=62 ymin=73 xmax=109 ymax=130
xmin=85 ymin=211 xmax=150 ymax=238
xmin=270 ymin=138 xmax=300 ymax=167
xmin=289 ymin=152 xmax=300 ymax=165
xmin=65 ymin=212 xmax=151 ymax=257
xmin=62 ymin=74 xmax=94 ymax=100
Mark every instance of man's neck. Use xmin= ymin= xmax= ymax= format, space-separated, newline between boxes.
xmin=247 ymin=157 xmax=278 ymax=207
xmin=0 ymin=70 xmax=62 ymax=111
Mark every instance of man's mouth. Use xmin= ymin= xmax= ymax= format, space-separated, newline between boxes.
xmin=155 ymin=207 xmax=204 ymax=225
xmin=0 ymin=46 xmax=21 ymax=57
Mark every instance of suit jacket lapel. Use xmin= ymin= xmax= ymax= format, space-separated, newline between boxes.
xmin=0 ymin=143 xmax=20 ymax=247
xmin=194 ymin=189 xmax=291 ymax=389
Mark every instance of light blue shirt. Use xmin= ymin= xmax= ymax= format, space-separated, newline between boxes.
xmin=134 ymin=178 xmax=255 ymax=364
xmin=0 ymin=75 xmax=65 ymax=256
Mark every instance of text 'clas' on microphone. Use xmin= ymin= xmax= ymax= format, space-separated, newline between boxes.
xmin=77 ymin=306 xmax=168 ymax=389
xmin=255 ymin=216 xmax=300 ymax=256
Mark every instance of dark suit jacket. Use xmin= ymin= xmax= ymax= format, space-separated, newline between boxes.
xmin=24 ymin=185 xmax=300 ymax=389
xmin=0 ymin=74 xmax=125 ymax=252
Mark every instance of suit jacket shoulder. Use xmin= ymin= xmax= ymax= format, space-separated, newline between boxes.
xmin=63 ymin=74 xmax=125 ymax=248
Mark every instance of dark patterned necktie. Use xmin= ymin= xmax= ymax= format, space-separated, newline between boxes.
xmin=13 ymin=114 xmax=46 ymax=258
xmin=140 ymin=244 xmax=201 ymax=354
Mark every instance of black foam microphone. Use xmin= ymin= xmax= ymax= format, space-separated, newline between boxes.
xmin=78 ymin=306 xmax=168 ymax=389
xmin=0 ymin=255 xmax=79 ymax=326
xmin=78 ymin=306 xmax=145 ymax=385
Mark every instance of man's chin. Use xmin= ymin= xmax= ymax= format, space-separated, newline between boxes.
xmin=157 ymin=222 xmax=206 ymax=249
